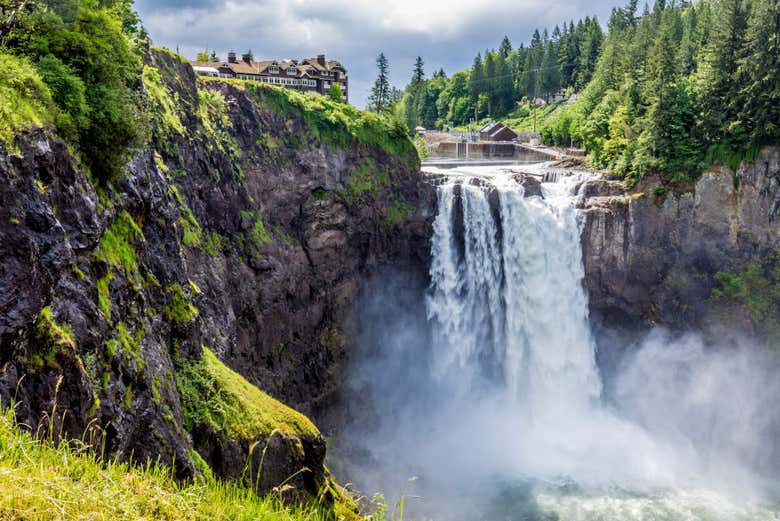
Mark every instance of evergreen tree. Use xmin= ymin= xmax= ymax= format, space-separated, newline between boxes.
xmin=469 ymin=52 xmax=483 ymax=103
xmin=539 ymin=39 xmax=561 ymax=99
xmin=696 ymin=0 xmax=749 ymax=144
xmin=368 ymin=52 xmax=391 ymax=113
xmin=412 ymin=56 xmax=425 ymax=85
xmin=499 ymin=35 xmax=512 ymax=58
xmin=736 ymin=0 xmax=780 ymax=144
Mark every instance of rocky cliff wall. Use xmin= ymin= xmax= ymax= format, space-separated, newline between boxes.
xmin=0 ymin=48 xmax=433 ymax=499
xmin=580 ymin=147 xmax=780 ymax=344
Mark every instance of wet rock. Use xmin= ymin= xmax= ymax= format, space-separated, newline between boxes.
xmin=580 ymin=147 xmax=780 ymax=335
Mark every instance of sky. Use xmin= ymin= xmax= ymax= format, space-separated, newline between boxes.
xmin=135 ymin=0 xmax=624 ymax=109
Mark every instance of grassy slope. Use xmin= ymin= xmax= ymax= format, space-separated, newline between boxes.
xmin=0 ymin=407 xmax=347 ymax=521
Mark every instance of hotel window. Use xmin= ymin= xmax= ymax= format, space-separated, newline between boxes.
xmin=287 ymin=67 xmax=296 ymax=74
xmin=269 ymin=65 xmax=279 ymax=74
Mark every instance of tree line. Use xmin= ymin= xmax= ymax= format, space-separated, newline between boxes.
xmin=378 ymin=15 xmax=605 ymax=130
xmin=544 ymin=0 xmax=779 ymax=184
xmin=371 ymin=0 xmax=779 ymax=183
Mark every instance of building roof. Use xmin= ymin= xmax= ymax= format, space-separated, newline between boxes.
xmin=480 ymin=121 xmax=504 ymax=133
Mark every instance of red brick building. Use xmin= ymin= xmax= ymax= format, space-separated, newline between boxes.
xmin=190 ymin=52 xmax=348 ymax=103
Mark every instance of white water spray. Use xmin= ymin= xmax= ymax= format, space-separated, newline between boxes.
xmin=341 ymin=164 xmax=780 ymax=520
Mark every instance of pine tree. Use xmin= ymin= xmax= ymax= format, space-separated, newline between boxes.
xmin=368 ymin=52 xmax=391 ymax=113
xmin=412 ymin=56 xmax=425 ymax=85
xmin=696 ymin=0 xmax=749 ymax=144
xmin=539 ymin=40 xmax=561 ymax=99
xmin=736 ymin=0 xmax=780 ymax=144
xmin=499 ymin=36 xmax=512 ymax=58
xmin=469 ymin=53 xmax=483 ymax=103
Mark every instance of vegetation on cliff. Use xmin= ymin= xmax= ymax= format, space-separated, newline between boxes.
xmin=0 ymin=406 xmax=351 ymax=520
xmin=176 ymin=348 xmax=319 ymax=443
xmin=246 ymin=82 xmax=417 ymax=166
xmin=2 ymin=0 xmax=146 ymax=181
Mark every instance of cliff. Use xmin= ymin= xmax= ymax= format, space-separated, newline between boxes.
xmin=580 ymin=147 xmax=780 ymax=344
xmin=0 ymin=48 xmax=432 ymax=502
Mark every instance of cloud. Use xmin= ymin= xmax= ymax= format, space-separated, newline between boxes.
xmin=135 ymin=0 xmax=623 ymax=108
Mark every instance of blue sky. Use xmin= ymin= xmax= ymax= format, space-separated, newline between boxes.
xmin=135 ymin=0 xmax=624 ymax=108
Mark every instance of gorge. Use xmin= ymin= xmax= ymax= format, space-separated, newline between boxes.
xmin=1 ymin=44 xmax=780 ymax=521
xmin=337 ymin=162 xmax=780 ymax=519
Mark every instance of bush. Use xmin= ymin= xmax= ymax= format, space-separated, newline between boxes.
xmin=7 ymin=0 xmax=146 ymax=182
xmin=0 ymin=52 xmax=55 ymax=145
xmin=35 ymin=54 xmax=88 ymax=141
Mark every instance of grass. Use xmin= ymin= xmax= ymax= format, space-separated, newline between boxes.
xmin=244 ymin=82 xmax=416 ymax=164
xmin=0 ymin=52 xmax=55 ymax=147
xmin=0 ymin=406 xmax=356 ymax=521
xmin=176 ymin=348 xmax=319 ymax=442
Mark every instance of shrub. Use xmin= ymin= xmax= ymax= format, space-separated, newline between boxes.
xmin=0 ymin=52 xmax=54 ymax=145
xmin=35 ymin=54 xmax=88 ymax=141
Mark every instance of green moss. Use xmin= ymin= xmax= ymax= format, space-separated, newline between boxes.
xmin=34 ymin=307 xmax=76 ymax=358
xmin=141 ymin=65 xmax=184 ymax=142
xmin=169 ymin=184 xmax=203 ymax=248
xmin=203 ymin=232 xmax=224 ymax=256
xmin=711 ymin=252 xmax=780 ymax=347
xmin=0 ymin=52 xmax=55 ymax=147
xmin=9 ymin=217 xmax=20 ymax=225
xmin=383 ymin=202 xmax=415 ymax=227
xmin=343 ymin=160 xmax=390 ymax=204
xmin=176 ymin=348 xmax=319 ymax=442
xmin=311 ymin=188 xmax=329 ymax=201
xmin=93 ymin=211 xmax=144 ymax=280
xmin=151 ymin=46 xmax=189 ymax=64
xmin=106 ymin=322 xmax=146 ymax=366
xmin=245 ymin=82 xmax=416 ymax=165
xmin=72 ymin=266 xmax=86 ymax=280
xmin=163 ymin=284 xmax=198 ymax=325
xmin=190 ymin=449 xmax=214 ymax=482
xmin=123 ymin=385 xmax=134 ymax=409
xmin=241 ymin=210 xmax=272 ymax=250
xmin=196 ymin=87 xmax=239 ymax=181
xmin=96 ymin=274 xmax=113 ymax=320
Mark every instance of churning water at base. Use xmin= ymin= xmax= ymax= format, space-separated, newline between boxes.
xmin=340 ymin=164 xmax=780 ymax=520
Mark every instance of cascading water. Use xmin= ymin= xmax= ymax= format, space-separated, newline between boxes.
xmin=427 ymin=172 xmax=602 ymax=416
xmin=340 ymin=163 xmax=780 ymax=521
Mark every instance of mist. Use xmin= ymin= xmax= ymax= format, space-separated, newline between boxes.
xmin=333 ymin=167 xmax=780 ymax=520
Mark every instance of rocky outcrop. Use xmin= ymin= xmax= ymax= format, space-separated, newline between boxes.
xmin=0 ymin=47 xmax=433 ymax=498
xmin=580 ymin=147 xmax=780 ymax=340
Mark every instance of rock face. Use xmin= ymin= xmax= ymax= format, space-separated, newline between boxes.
xmin=0 ymin=48 xmax=433 ymax=496
xmin=580 ymin=147 xmax=780 ymax=338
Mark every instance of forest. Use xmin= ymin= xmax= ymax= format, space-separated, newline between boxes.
xmin=396 ymin=0 xmax=780 ymax=184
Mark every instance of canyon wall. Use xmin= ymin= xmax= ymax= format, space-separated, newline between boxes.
xmin=0 ymin=49 xmax=433 ymax=500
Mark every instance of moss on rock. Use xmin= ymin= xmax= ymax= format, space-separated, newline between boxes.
xmin=176 ymin=348 xmax=319 ymax=442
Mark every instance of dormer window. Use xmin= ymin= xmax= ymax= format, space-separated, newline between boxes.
xmin=269 ymin=65 xmax=279 ymax=74
xmin=287 ymin=67 xmax=297 ymax=74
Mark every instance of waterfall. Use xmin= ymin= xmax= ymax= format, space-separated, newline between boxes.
xmin=427 ymin=172 xmax=601 ymax=417
xmin=342 ymin=164 xmax=780 ymax=520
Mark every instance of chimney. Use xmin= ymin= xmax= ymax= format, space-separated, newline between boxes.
xmin=227 ymin=51 xmax=237 ymax=63
xmin=241 ymin=50 xmax=253 ymax=64
xmin=317 ymin=54 xmax=326 ymax=67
